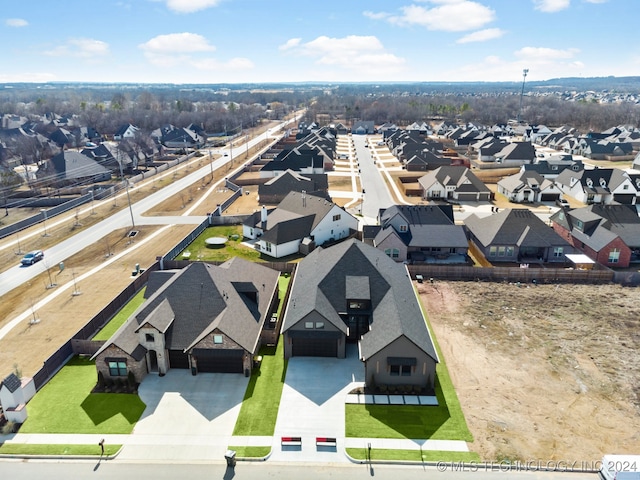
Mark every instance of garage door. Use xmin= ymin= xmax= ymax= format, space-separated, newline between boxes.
xmin=614 ymin=194 xmax=635 ymax=204
xmin=168 ymin=350 xmax=189 ymax=369
xmin=457 ymin=193 xmax=478 ymax=201
xmin=192 ymin=348 xmax=243 ymax=373
xmin=540 ymin=193 xmax=560 ymax=201
xmin=292 ymin=337 xmax=338 ymax=357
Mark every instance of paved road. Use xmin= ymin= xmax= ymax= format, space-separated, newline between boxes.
xmin=352 ymin=135 xmax=394 ymax=221
xmin=0 ymin=119 xmax=293 ymax=298
xmin=0 ymin=459 xmax=599 ymax=480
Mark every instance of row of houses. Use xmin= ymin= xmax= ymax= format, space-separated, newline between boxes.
xmin=93 ymin=238 xmax=440 ymax=394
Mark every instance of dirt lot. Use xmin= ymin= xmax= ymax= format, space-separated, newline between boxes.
xmin=419 ymin=280 xmax=640 ymax=462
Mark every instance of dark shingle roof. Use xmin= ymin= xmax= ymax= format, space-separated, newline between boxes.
xmin=1 ymin=373 xmax=21 ymax=393
xmin=94 ymin=260 xmax=279 ymax=358
xmin=465 ymin=209 xmax=570 ymax=249
xmin=284 ymin=239 xmax=438 ymax=362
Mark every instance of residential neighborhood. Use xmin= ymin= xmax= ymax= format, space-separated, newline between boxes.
xmin=1 ymin=87 xmax=640 ymax=472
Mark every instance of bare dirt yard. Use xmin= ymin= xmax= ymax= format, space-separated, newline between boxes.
xmin=418 ymin=280 xmax=640 ymax=462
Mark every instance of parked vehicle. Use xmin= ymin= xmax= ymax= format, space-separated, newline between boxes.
xmin=556 ymin=198 xmax=570 ymax=207
xmin=21 ymin=250 xmax=44 ymax=266
xmin=600 ymin=455 xmax=640 ymax=480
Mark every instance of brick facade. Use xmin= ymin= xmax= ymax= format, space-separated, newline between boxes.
xmin=95 ymin=344 xmax=148 ymax=383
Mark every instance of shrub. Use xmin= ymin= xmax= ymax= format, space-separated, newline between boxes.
xmin=2 ymin=421 xmax=16 ymax=435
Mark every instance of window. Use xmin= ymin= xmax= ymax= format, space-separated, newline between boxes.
xmin=575 ymin=220 xmax=584 ymax=231
xmin=553 ymin=247 xmax=564 ymax=258
xmin=489 ymin=246 xmax=497 ymax=256
xmin=498 ymin=246 xmax=506 ymax=257
xmin=505 ymin=246 xmax=514 ymax=257
xmin=609 ymin=248 xmax=620 ymax=263
xmin=315 ymin=322 xmax=324 ymax=329
xmin=214 ymin=335 xmax=223 ymax=344
xmin=305 ymin=321 xmax=314 ymax=329
xmin=399 ymin=224 xmax=408 ymax=232
xmin=349 ymin=300 xmax=367 ymax=310
xmin=264 ymin=242 xmax=272 ymax=253
xmin=390 ymin=365 xmax=412 ymax=376
xmin=333 ymin=214 xmax=341 ymax=221
xmin=384 ymin=248 xmax=399 ymax=259
xmin=145 ymin=333 xmax=154 ymax=342
xmin=624 ymin=184 xmax=629 ymax=190
xmin=108 ymin=361 xmax=127 ymax=377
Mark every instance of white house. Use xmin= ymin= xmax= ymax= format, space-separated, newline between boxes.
xmin=243 ymin=192 xmax=358 ymax=259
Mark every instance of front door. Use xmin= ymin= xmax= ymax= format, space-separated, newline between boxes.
xmin=148 ymin=350 xmax=158 ymax=373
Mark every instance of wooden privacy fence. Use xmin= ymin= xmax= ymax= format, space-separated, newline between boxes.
xmin=407 ymin=264 xmax=613 ymax=284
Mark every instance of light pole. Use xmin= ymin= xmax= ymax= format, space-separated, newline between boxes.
xmin=40 ymin=208 xmax=49 ymax=237
xmin=209 ymin=150 xmax=213 ymax=182
xmin=117 ymin=151 xmax=136 ymax=232
xmin=517 ymin=68 xmax=529 ymax=124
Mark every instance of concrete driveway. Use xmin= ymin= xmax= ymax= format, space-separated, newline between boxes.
xmin=270 ymin=344 xmax=365 ymax=463
xmin=117 ymin=369 xmax=249 ymax=462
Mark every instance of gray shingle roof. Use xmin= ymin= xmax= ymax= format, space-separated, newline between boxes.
xmin=284 ymin=239 xmax=438 ymax=362
xmin=465 ymin=209 xmax=570 ymax=248
xmin=94 ymin=260 xmax=279 ymax=359
xmin=1 ymin=373 xmax=21 ymax=393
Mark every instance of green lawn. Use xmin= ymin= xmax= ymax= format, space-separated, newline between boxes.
xmin=0 ymin=444 xmax=121 ymax=456
xmin=226 ymin=446 xmax=270 ymax=458
xmin=19 ymin=357 xmax=146 ymax=434
xmin=345 ymin=287 xmax=473 ymax=443
xmin=276 ymin=274 xmax=290 ymax=318
xmin=178 ymin=225 xmax=261 ymax=262
xmin=232 ymin=338 xmax=287 ymax=436
xmin=93 ymin=287 xmax=146 ymax=341
xmin=346 ymin=448 xmax=480 ymax=462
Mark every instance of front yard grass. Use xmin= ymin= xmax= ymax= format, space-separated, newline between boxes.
xmin=232 ymin=337 xmax=287 ymax=436
xmin=346 ymin=448 xmax=480 ymax=462
xmin=19 ymin=356 xmax=145 ymax=434
xmin=225 ymin=446 xmax=270 ymax=458
xmin=0 ymin=443 xmax=121 ymax=456
xmin=345 ymin=286 xmax=473 ymax=443
xmin=92 ymin=287 xmax=146 ymax=341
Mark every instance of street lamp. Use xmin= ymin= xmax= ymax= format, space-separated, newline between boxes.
xmin=209 ymin=150 xmax=214 ymax=182
xmin=117 ymin=151 xmax=136 ymax=232
xmin=40 ymin=208 xmax=50 ymax=237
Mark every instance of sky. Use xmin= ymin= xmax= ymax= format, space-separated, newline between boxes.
xmin=0 ymin=0 xmax=637 ymax=84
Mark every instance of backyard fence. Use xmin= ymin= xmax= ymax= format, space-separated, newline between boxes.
xmin=407 ymin=263 xmax=613 ymax=284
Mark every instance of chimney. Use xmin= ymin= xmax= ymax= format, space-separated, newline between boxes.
xmin=261 ymin=205 xmax=267 ymax=229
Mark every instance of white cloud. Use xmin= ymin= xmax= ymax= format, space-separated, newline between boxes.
xmin=583 ymin=0 xmax=608 ymax=3
xmin=533 ymin=0 xmax=571 ymax=12
xmin=139 ymin=32 xmax=251 ymax=71
xmin=456 ymin=28 xmax=505 ymax=44
xmin=380 ymin=1 xmax=495 ymax=32
xmin=280 ymin=35 xmax=405 ymax=77
xmin=139 ymin=33 xmax=216 ymax=54
xmin=279 ymin=38 xmax=301 ymax=51
xmin=515 ymin=46 xmax=579 ymax=60
xmin=44 ymin=38 xmax=110 ymax=58
xmin=363 ymin=10 xmax=392 ymax=20
xmin=5 ymin=18 xmax=28 ymax=27
xmin=164 ymin=0 xmax=222 ymax=13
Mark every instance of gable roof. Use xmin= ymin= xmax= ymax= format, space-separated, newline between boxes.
xmin=94 ymin=260 xmax=279 ymax=359
xmin=0 ymin=373 xmax=21 ymax=393
xmin=465 ymin=209 xmax=570 ymax=249
xmin=418 ymin=166 xmax=490 ymax=194
xmin=284 ymin=239 xmax=438 ymax=363
xmin=50 ymin=151 xmax=111 ymax=180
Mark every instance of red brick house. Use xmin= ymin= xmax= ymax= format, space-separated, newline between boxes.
xmin=550 ymin=204 xmax=640 ymax=268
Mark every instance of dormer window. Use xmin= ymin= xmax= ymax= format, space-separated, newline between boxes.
xmin=586 ymin=178 xmax=593 ymax=188
xmin=599 ymin=178 xmax=607 ymax=188
xmin=399 ymin=224 xmax=408 ymax=232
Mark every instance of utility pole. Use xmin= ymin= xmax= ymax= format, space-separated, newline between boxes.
xmin=517 ymin=68 xmax=529 ymax=124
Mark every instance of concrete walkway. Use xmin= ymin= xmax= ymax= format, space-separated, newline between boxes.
xmin=1 ymin=351 xmax=469 ymax=463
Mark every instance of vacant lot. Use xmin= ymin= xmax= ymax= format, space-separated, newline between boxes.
xmin=419 ymin=280 xmax=640 ymax=462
